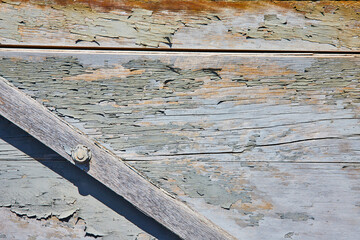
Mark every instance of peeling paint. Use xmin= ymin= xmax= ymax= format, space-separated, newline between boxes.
xmin=0 ymin=1 xmax=358 ymax=49
xmin=0 ymin=1 xmax=221 ymax=47
xmin=0 ymin=51 xmax=359 ymax=239
xmin=146 ymin=162 xmax=251 ymax=210
xmin=0 ymin=53 xmax=359 ymax=160
xmin=0 ymin=207 xmax=95 ymax=239
xmin=248 ymin=213 xmax=265 ymax=227
xmin=237 ymin=4 xmax=360 ymax=49
xmin=60 ymin=7 xmax=183 ymax=47
xmin=277 ymin=212 xmax=315 ymax=222
xmin=0 ymin=160 xmax=154 ymax=239
xmin=136 ymin=232 xmax=156 ymax=240
xmin=284 ymin=232 xmax=295 ymax=239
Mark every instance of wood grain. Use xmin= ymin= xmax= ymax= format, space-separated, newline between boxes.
xmin=129 ymin=160 xmax=360 ymax=240
xmin=1 ymin=138 xmax=360 ymax=240
xmin=0 ymin=49 xmax=358 ymax=238
xmin=0 ymin=1 xmax=358 ymax=50
xmin=0 ymin=77 xmax=235 ymax=240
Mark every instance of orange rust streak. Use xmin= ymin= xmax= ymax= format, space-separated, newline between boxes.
xmin=17 ymin=0 xmax=270 ymax=12
xmin=15 ymin=0 xmax=360 ymax=13
xmin=233 ymin=199 xmax=273 ymax=212
xmin=64 ymin=67 xmax=145 ymax=81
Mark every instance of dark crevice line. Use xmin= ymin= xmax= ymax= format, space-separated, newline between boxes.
xmin=124 ymin=135 xmax=360 ymax=157
xmin=255 ymin=135 xmax=360 ymax=147
xmin=2 ymin=159 xmax=360 ymax=165
xmin=116 ymin=118 xmax=359 ymax=134
xmin=0 ymin=44 xmax=359 ymax=54
xmin=124 ymin=160 xmax=360 ymax=164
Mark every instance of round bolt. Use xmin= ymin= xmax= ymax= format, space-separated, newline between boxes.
xmin=71 ymin=145 xmax=92 ymax=163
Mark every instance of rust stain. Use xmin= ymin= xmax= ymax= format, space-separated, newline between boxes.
xmin=17 ymin=0 xmax=267 ymax=12
xmin=238 ymin=64 xmax=297 ymax=79
xmin=64 ymin=65 xmax=145 ymax=81
xmin=16 ymin=0 xmax=360 ymax=13
xmin=2 ymin=1 xmax=358 ymax=49
xmin=232 ymin=196 xmax=273 ymax=212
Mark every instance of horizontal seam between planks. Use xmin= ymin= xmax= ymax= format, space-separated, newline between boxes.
xmin=125 ymin=160 xmax=360 ymax=164
xmin=1 ymin=159 xmax=360 ymax=164
xmin=0 ymin=44 xmax=359 ymax=55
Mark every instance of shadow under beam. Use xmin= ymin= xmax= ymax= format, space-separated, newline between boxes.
xmin=0 ymin=116 xmax=181 ymax=240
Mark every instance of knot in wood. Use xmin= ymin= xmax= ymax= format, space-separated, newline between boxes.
xmin=71 ymin=145 xmax=92 ymax=163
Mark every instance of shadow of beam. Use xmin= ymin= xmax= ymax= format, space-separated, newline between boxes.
xmin=0 ymin=116 xmax=181 ymax=240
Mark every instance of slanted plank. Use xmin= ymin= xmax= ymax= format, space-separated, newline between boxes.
xmin=0 ymin=77 xmax=235 ymax=240
xmin=0 ymin=0 xmax=358 ymax=50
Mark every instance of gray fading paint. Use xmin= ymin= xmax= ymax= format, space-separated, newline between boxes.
xmin=0 ymin=54 xmax=358 ymax=161
xmin=0 ymin=160 xmax=154 ymax=239
xmin=277 ymin=212 xmax=315 ymax=222
xmin=0 ymin=207 xmax=95 ymax=240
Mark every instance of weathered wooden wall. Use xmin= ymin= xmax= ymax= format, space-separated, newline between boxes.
xmin=0 ymin=49 xmax=359 ymax=239
xmin=0 ymin=0 xmax=359 ymax=50
xmin=0 ymin=0 xmax=359 ymax=239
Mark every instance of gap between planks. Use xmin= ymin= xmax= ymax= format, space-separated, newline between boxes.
xmin=0 ymin=46 xmax=359 ymax=57
xmin=1 ymin=159 xmax=360 ymax=165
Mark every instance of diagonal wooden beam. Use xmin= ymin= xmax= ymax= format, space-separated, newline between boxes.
xmin=0 ymin=77 xmax=235 ymax=240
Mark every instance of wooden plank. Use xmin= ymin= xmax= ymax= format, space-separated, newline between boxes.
xmin=129 ymin=160 xmax=360 ymax=240
xmin=0 ymin=77 xmax=235 ymax=240
xmin=0 ymin=49 xmax=358 ymax=162
xmin=0 ymin=1 xmax=359 ymax=50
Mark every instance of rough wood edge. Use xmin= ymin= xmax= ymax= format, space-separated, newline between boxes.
xmin=0 ymin=77 xmax=236 ymax=240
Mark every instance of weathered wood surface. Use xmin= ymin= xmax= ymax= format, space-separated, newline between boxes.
xmin=0 ymin=149 xmax=155 ymax=239
xmin=2 ymin=136 xmax=360 ymax=240
xmin=0 ymin=49 xmax=359 ymax=239
xmin=0 ymin=0 xmax=359 ymax=50
xmin=0 ymin=77 xmax=234 ymax=239
xmin=0 ymin=115 xmax=179 ymax=240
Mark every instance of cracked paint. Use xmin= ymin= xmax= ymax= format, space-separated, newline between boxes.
xmin=0 ymin=207 xmax=95 ymax=239
xmin=277 ymin=212 xmax=315 ymax=222
xmin=0 ymin=135 xmax=156 ymax=239
xmin=0 ymin=1 xmax=358 ymax=49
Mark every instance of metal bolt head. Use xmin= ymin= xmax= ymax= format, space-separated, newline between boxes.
xmin=71 ymin=145 xmax=92 ymax=163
